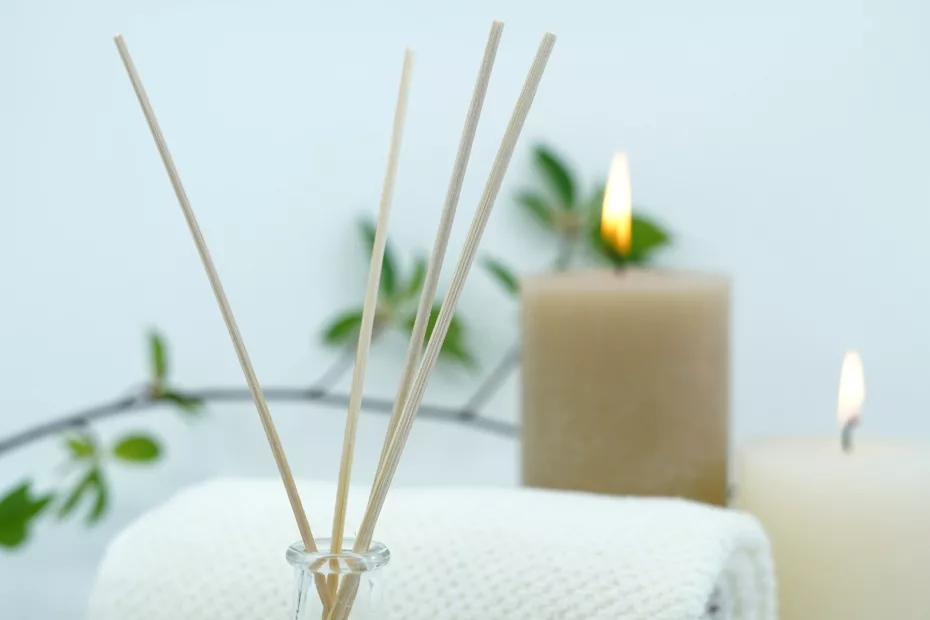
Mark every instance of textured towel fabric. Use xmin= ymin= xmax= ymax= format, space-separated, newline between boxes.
xmin=87 ymin=479 xmax=775 ymax=620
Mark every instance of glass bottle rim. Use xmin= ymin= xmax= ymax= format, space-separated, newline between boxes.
xmin=286 ymin=537 xmax=390 ymax=576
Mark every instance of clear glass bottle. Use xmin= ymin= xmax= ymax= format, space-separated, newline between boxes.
xmin=286 ymin=537 xmax=390 ymax=620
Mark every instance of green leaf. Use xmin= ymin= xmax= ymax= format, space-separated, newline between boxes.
xmin=405 ymin=306 xmax=476 ymax=368
xmin=588 ymin=209 xmax=672 ymax=266
xmin=86 ymin=470 xmax=109 ymax=524
xmin=403 ymin=256 xmax=428 ymax=300
xmin=406 ymin=304 xmax=446 ymax=343
xmin=162 ymin=391 xmax=204 ymax=415
xmin=58 ymin=469 xmax=108 ymax=524
xmin=438 ymin=333 xmax=478 ymax=368
xmin=112 ymin=434 xmax=161 ymax=463
xmin=149 ymin=330 xmax=167 ymax=383
xmin=627 ymin=216 xmax=671 ymax=262
xmin=515 ymin=192 xmax=554 ymax=228
xmin=64 ymin=435 xmax=95 ymax=459
xmin=358 ymin=218 xmax=397 ymax=300
xmin=586 ymin=186 xmax=671 ymax=265
xmin=482 ymin=257 xmax=519 ymax=296
xmin=0 ymin=482 xmax=53 ymax=549
xmin=534 ymin=145 xmax=576 ymax=209
xmin=321 ymin=309 xmax=364 ymax=346
xmin=57 ymin=470 xmax=96 ymax=520
xmin=587 ymin=185 xmax=606 ymax=216
xmin=0 ymin=524 xmax=26 ymax=548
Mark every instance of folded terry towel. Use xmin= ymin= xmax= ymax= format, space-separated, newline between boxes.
xmin=88 ymin=479 xmax=775 ymax=620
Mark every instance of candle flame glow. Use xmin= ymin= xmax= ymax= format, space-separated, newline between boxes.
xmin=601 ymin=153 xmax=632 ymax=256
xmin=837 ymin=350 xmax=865 ymax=425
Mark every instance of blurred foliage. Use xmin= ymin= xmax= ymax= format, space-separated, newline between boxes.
xmin=113 ymin=435 xmax=161 ymax=462
xmin=1 ymin=143 xmax=675 ymax=550
xmin=481 ymin=257 xmax=519 ymax=296
xmin=483 ymin=145 xmax=671 ymax=293
xmin=1 ymin=332 xmax=188 ymax=549
xmin=0 ymin=483 xmax=52 ymax=548
xmin=320 ymin=218 xmax=476 ymax=369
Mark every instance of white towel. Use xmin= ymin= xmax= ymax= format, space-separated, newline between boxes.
xmin=87 ymin=479 xmax=775 ymax=620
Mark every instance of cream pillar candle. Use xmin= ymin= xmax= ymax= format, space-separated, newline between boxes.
xmin=521 ymin=153 xmax=731 ymax=504
xmin=521 ymin=268 xmax=731 ymax=504
xmin=520 ymin=152 xmax=731 ymax=504
xmin=735 ymin=352 xmax=930 ymax=619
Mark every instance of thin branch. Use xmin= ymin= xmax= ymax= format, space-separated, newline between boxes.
xmin=460 ymin=343 xmax=521 ymax=415
xmin=310 ymin=341 xmax=360 ymax=395
xmin=0 ymin=393 xmax=146 ymax=455
xmin=554 ymin=233 xmax=575 ymax=271
xmin=191 ymin=386 xmax=481 ymax=422
xmin=0 ymin=324 xmax=524 ymax=460
xmin=454 ymin=231 xmax=572 ymax=421
xmin=0 ymin=383 xmax=517 ymax=459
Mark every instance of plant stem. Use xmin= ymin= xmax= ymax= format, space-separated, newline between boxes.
xmin=310 ymin=341 xmax=360 ymax=394
xmin=460 ymin=344 xmax=521 ymax=416
xmin=0 ymin=394 xmax=145 ymax=456
xmin=0 ymin=318 xmax=528 ymax=461
xmin=554 ymin=232 xmax=576 ymax=271
xmin=451 ymin=232 xmax=574 ymax=425
xmin=0 ymin=385 xmax=517 ymax=459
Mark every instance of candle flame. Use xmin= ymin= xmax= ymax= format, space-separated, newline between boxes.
xmin=837 ymin=350 xmax=865 ymax=425
xmin=601 ymin=153 xmax=632 ymax=256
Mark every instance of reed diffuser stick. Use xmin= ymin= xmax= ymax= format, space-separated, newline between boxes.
xmin=362 ymin=30 xmax=555 ymax=552
xmin=326 ymin=31 xmax=557 ymax=620
xmin=112 ymin=35 xmax=323 ymax=564
xmin=373 ymin=21 xmax=504 ymax=479
xmin=330 ymin=49 xmax=415 ymax=558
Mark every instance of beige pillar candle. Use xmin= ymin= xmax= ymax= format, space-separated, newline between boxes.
xmin=521 ymin=153 xmax=730 ymax=504
xmin=735 ymin=352 xmax=930 ymax=619
xmin=521 ymin=268 xmax=730 ymax=504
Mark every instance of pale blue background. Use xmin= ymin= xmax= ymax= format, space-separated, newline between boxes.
xmin=2 ymin=0 xmax=929 ymax=616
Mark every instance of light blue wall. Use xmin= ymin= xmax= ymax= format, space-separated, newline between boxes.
xmin=2 ymin=0 xmax=929 ymax=615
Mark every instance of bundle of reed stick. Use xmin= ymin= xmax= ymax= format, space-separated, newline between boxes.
xmin=114 ymin=20 xmax=555 ymax=619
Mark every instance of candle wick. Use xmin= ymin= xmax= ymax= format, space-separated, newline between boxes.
xmin=841 ymin=417 xmax=859 ymax=454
